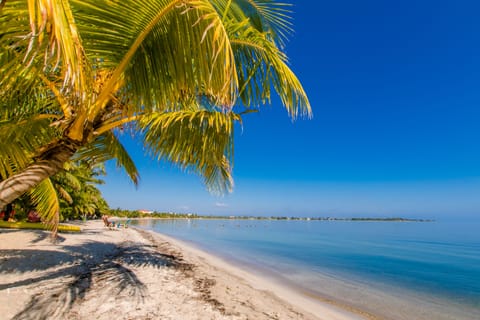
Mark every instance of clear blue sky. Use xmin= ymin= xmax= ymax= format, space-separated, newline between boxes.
xmin=100 ymin=0 xmax=480 ymax=219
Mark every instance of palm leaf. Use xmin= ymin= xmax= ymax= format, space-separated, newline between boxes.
xmin=1 ymin=0 xmax=88 ymax=97
xmin=228 ymin=21 xmax=311 ymax=118
xmin=138 ymin=110 xmax=239 ymax=193
xmin=75 ymin=131 xmax=140 ymax=185
xmin=0 ymin=115 xmax=58 ymax=179
xmin=70 ymin=0 xmax=237 ymax=120
xmin=213 ymin=0 xmax=293 ymax=48
xmin=56 ymin=185 xmax=73 ymax=204
xmin=28 ymin=178 xmax=60 ymax=236
xmin=58 ymin=170 xmax=82 ymax=191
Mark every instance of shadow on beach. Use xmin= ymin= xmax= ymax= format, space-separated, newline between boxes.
xmin=0 ymin=231 xmax=189 ymax=320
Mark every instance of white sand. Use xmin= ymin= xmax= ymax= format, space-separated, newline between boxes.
xmin=0 ymin=220 xmax=364 ymax=320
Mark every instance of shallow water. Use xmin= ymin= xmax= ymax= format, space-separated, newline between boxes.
xmin=134 ymin=219 xmax=480 ymax=319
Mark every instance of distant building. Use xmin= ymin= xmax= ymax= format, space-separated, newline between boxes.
xmin=138 ymin=209 xmax=154 ymax=214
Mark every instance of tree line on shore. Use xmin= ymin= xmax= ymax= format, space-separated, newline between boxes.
xmin=108 ymin=209 xmax=433 ymax=222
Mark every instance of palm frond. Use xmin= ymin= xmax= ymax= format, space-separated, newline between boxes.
xmin=0 ymin=50 xmax=48 ymax=114
xmin=214 ymin=0 xmax=293 ymax=48
xmin=75 ymin=131 xmax=140 ymax=185
xmin=70 ymin=0 xmax=237 ymax=119
xmin=228 ymin=21 xmax=311 ymax=118
xmin=0 ymin=115 xmax=58 ymax=179
xmin=1 ymin=0 xmax=88 ymax=97
xmin=138 ymin=110 xmax=239 ymax=193
xmin=29 ymin=178 xmax=60 ymax=235
xmin=58 ymin=171 xmax=82 ymax=191
xmin=56 ymin=185 xmax=73 ymax=204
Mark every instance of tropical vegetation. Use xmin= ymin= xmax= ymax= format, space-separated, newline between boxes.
xmin=9 ymin=160 xmax=108 ymax=222
xmin=52 ymin=161 xmax=109 ymax=220
xmin=0 ymin=0 xmax=310 ymax=230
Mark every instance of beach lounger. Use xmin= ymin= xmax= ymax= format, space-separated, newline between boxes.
xmin=116 ymin=219 xmax=131 ymax=228
xmin=102 ymin=215 xmax=116 ymax=229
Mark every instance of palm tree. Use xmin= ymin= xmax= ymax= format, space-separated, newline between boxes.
xmin=0 ymin=0 xmax=310 ymax=224
xmin=52 ymin=161 xmax=109 ymax=221
xmin=12 ymin=160 xmax=109 ymax=223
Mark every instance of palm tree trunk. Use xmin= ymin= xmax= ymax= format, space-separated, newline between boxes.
xmin=0 ymin=139 xmax=79 ymax=208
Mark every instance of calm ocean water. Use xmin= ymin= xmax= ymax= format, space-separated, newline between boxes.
xmin=133 ymin=219 xmax=480 ymax=319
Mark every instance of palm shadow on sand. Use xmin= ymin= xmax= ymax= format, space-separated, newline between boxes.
xmin=1 ymin=234 xmax=189 ymax=320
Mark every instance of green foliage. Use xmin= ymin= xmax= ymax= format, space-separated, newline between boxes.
xmin=52 ymin=161 xmax=110 ymax=221
xmin=28 ymin=178 xmax=61 ymax=233
xmin=11 ymin=160 xmax=110 ymax=223
xmin=75 ymin=132 xmax=140 ymax=185
xmin=108 ymin=208 xmax=198 ymax=219
xmin=139 ymin=110 xmax=239 ymax=193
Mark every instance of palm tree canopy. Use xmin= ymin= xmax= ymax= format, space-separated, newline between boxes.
xmin=0 ymin=0 xmax=311 ymax=223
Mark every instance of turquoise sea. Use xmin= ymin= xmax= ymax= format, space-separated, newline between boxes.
xmin=133 ymin=219 xmax=480 ymax=319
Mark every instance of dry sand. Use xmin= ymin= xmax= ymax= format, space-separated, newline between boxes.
xmin=0 ymin=220 xmax=365 ymax=320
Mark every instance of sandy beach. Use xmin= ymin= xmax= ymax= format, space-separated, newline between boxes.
xmin=0 ymin=220 xmax=364 ymax=320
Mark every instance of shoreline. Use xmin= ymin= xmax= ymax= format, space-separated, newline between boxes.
xmin=0 ymin=220 xmax=364 ymax=320
xmin=2 ymin=220 xmax=476 ymax=320
xmin=136 ymin=220 xmax=480 ymax=320
xmin=135 ymin=227 xmax=368 ymax=320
